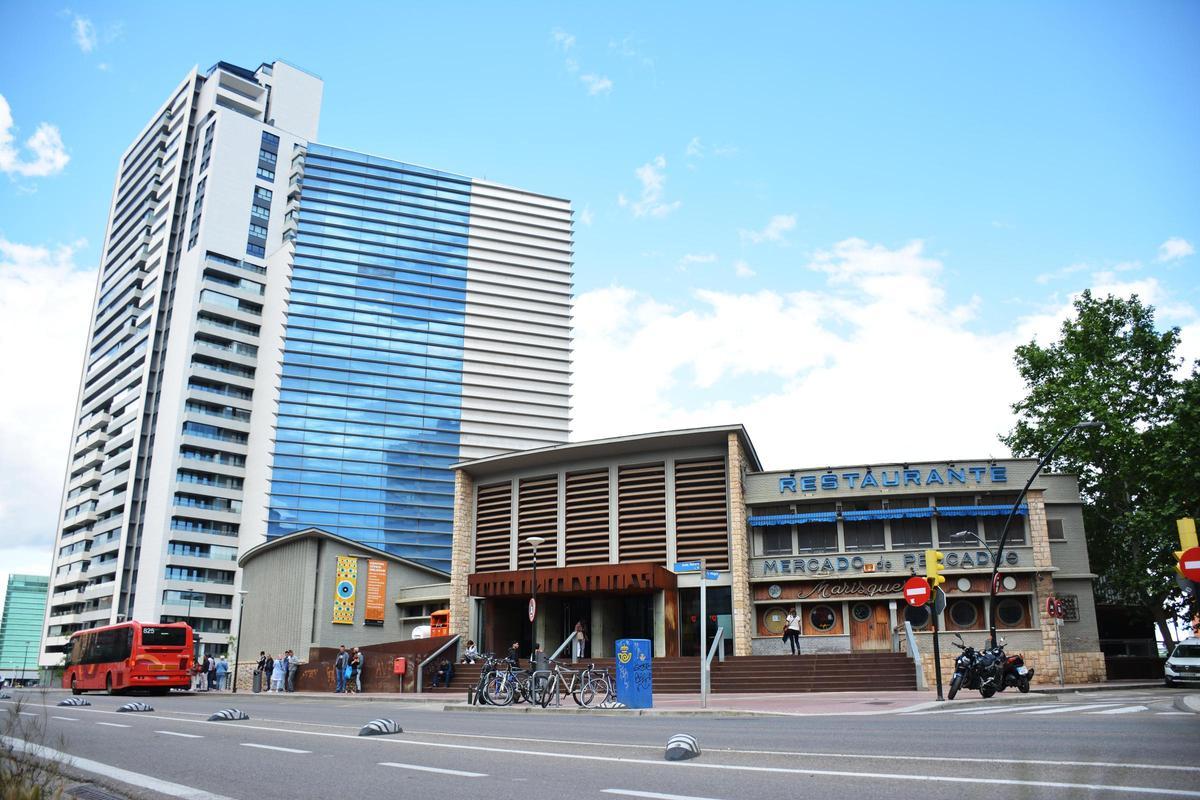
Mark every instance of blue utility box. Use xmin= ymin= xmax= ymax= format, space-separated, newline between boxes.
xmin=614 ymin=638 xmax=652 ymax=709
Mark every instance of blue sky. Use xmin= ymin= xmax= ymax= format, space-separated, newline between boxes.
xmin=0 ymin=2 xmax=1197 ymax=592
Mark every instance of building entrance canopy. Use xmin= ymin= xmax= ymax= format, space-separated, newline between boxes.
xmin=468 ymin=562 xmax=676 ymax=598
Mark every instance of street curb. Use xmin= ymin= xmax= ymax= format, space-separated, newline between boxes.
xmin=1029 ymin=682 xmax=1163 ymax=695
xmin=902 ymin=693 xmax=1054 ymax=712
xmin=1172 ymin=694 xmax=1200 ymax=714
xmin=441 ymin=703 xmax=787 ymax=718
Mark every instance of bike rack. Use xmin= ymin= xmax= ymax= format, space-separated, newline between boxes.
xmin=415 ymin=634 xmax=461 ymax=694
xmin=902 ymin=621 xmax=927 ymax=690
xmin=702 ymin=626 xmax=725 ymax=707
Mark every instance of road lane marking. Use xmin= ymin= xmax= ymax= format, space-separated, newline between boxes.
xmin=1089 ymin=706 xmax=1149 ymax=715
xmin=2 ymin=736 xmax=236 ymax=800
xmin=96 ymin=722 xmax=131 ymax=728
xmin=240 ymin=743 xmax=310 ymax=754
xmin=157 ymin=731 xmax=204 ymax=739
xmin=1158 ymin=712 xmax=1191 ymax=716
xmin=379 ymin=762 xmax=486 ymax=777
xmin=605 ymin=791 xmax=727 ymax=800
xmin=50 ymin=716 xmax=79 ymax=721
xmin=1025 ymin=703 xmax=1123 ymax=714
xmin=947 ymin=705 xmax=1062 ymax=715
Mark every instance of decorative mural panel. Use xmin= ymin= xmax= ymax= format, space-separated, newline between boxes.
xmin=332 ymin=556 xmax=357 ymax=625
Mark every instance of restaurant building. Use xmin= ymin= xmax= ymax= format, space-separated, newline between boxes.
xmin=448 ymin=425 xmax=1107 ymax=684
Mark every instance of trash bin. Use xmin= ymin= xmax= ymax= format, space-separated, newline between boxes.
xmin=614 ymin=638 xmax=652 ymax=709
xmin=252 ymin=669 xmax=262 ymax=693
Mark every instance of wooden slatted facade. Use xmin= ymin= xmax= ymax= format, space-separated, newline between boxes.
xmin=474 ymin=481 xmax=512 ymax=571
xmin=565 ymin=469 xmax=611 ymax=566
xmin=517 ymin=475 xmax=558 ymax=568
xmin=618 ymin=462 xmax=668 ymax=564
xmin=674 ymin=457 xmax=730 ymax=570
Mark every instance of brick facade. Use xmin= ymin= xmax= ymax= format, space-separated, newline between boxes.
xmin=727 ymin=433 xmax=754 ymax=656
xmin=448 ymin=469 xmax=474 ymax=637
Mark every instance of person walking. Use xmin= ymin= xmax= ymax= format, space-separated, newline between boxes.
xmin=206 ymin=654 xmax=217 ymax=692
xmin=269 ymin=652 xmax=286 ymax=692
xmin=572 ymin=621 xmax=588 ymax=661
xmin=784 ymin=608 xmax=802 ymax=655
xmin=215 ymin=655 xmax=229 ymax=691
xmin=334 ymin=645 xmax=349 ymax=694
xmin=347 ymin=647 xmax=361 ymax=694
xmin=286 ymin=650 xmax=299 ymax=692
xmin=354 ymin=648 xmax=365 ymax=693
xmin=254 ymin=651 xmax=268 ymax=693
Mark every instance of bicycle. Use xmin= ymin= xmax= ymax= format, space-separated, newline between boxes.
xmin=535 ymin=660 xmax=612 ymax=708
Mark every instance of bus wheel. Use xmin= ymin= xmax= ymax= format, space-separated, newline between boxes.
xmin=71 ymin=676 xmax=81 ymax=696
xmin=105 ymin=674 xmax=114 ymax=695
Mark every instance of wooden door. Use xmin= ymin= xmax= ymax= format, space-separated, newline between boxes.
xmin=849 ymin=602 xmax=891 ymax=651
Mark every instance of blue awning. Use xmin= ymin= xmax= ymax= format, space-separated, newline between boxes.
xmin=748 ymin=503 xmax=1028 ymax=527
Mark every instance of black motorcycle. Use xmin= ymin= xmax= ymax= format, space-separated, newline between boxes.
xmin=947 ymin=633 xmax=1003 ymax=699
xmin=992 ymin=638 xmax=1034 ymax=693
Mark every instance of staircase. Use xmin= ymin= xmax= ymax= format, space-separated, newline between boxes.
xmin=426 ymin=652 xmax=916 ymax=695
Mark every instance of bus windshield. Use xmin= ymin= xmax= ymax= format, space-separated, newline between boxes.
xmin=140 ymin=626 xmax=187 ymax=647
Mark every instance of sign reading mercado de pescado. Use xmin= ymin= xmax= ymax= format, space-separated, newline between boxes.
xmin=751 ymin=548 xmax=1022 ymax=580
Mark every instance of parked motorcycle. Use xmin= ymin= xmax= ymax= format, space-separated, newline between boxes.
xmin=992 ymin=638 xmax=1034 ymax=693
xmin=947 ymin=633 xmax=1004 ymax=699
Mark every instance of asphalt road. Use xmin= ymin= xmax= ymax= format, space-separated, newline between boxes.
xmin=3 ymin=688 xmax=1198 ymax=800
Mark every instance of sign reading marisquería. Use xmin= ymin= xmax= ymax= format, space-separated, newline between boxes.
xmin=754 ymin=548 xmax=1021 ymax=579
xmin=778 ymin=464 xmax=1008 ymax=493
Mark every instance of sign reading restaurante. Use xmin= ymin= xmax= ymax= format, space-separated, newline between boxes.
xmin=779 ymin=465 xmax=1007 ymax=493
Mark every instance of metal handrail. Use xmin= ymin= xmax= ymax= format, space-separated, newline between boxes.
xmin=903 ymin=622 xmax=926 ymax=690
xmin=702 ymin=627 xmax=724 ymax=702
xmin=548 ymin=630 xmax=577 ymax=662
xmin=415 ymin=634 xmax=460 ymax=694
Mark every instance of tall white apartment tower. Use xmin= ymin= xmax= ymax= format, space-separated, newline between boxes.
xmin=42 ymin=61 xmax=572 ymax=662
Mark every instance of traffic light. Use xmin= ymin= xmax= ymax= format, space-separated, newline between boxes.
xmin=1176 ymin=518 xmax=1198 ymax=578
xmin=925 ymin=549 xmax=946 ymax=590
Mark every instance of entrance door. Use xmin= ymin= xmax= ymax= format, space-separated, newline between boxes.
xmin=849 ymin=602 xmax=891 ymax=651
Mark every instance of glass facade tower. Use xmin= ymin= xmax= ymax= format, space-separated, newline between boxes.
xmin=0 ymin=575 xmax=49 ymax=684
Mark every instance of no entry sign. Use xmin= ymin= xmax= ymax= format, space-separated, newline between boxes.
xmin=903 ymin=576 xmax=930 ymax=607
xmin=1180 ymin=547 xmax=1200 ymax=582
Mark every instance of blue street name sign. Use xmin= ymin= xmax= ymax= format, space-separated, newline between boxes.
xmin=704 ymin=571 xmax=719 ymax=581
xmin=674 ymin=561 xmax=702 ymax=573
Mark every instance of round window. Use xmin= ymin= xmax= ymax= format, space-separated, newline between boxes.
xmin=997 ymin=598 xmax=1025 ymax=627
xmin=949 ymin=600 xmax=978 ymax=628
xmin=904 ymin=604 xmax=931 ymax=629
xmin=809 ymin=605 xmax=837 ymax=632
xmin=763 ymin=607 xmax=788 ymax=635
xmin=851 ymin=603 xmax=872 ymax=622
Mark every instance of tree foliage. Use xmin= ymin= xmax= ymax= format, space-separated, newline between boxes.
xmin=1002 ymin=291 xmax=1198 ymax=643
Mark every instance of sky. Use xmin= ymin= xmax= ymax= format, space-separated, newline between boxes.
xmin=0 ymin=2 xmax=1197 ymax=614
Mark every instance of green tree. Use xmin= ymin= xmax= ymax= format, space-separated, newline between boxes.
xmin=1002 ymin=291 xmax=1198 ymax=647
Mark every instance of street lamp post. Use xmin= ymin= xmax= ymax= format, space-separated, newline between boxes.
xmin=22 ymin=641 xmax=30 ymax=687
xmin=232 ymin=590 xmax=248 ymax=694
xmin=988 ymin=421 xmax=1101 ymax=649
xmin=525 ymin=536 xmax=546 ymax=663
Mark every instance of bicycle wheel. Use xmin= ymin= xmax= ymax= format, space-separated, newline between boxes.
xmin=486 ymin=675 xmax=514 ymax=706
xmin=537 ymin=677 xmax=558 ymax=708
xmin=583 ymin=674 xmax=611 ymax=708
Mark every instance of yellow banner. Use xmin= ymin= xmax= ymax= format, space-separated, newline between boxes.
xmin=333 ymin=556 xmax=357 ymax=625
xmin=365 ymin=559 xmax=387 ymax=624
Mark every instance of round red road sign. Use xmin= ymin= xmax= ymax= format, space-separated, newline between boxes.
xmin=528 ymin=597 xmax=537 ymax=622
xmin=903 ymin=576 xmax=930 ymax=607
xmin=1180 ymin=547 xmax=1200 ymax=582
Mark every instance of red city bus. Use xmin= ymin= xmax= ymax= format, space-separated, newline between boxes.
xmin=63 ymin=621 xmax=193 ymax=695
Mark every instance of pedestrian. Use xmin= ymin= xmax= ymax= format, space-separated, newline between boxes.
xmin=784 ymin=608 xmax=801 ymax=655
xmin=254 ymin=651 xmax=268 ymax=693
xmin=215 ymin=655 xmax=229 ymax=691
xmin=573 ymin=621 xmax=587 ymax=660
xmin=354 ymin=648 xmax=365 ymax=693
xmin=347 ymin=647 xmax=361 ymax=694
xmin=505 ymin=640 xmax=521 ymax=666
xmin=286 ymin=650 xmax=299 ymax=692
xmin=270 ymin=652 xmax=286 ymax=692
xmin=334 ymin=645 xmax=349 ymax=693
xmin=192 ymin=658 xmax=205 ymax=691
xmin=462 ymin=640 xmax=479 ymax=664
xmin=431 ymin=658 xmax=454 ymax=687
xmin=206 ymin=654 xmax=217 ymax=692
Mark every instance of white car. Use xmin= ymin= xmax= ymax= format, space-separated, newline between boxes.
xmin=1164 ymin=637 xmax=1200 ymax=686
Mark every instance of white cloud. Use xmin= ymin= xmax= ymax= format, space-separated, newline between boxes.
xmin=739 ymin=214 xmax=796 ymax=245
xmin=580 ymin=74 xmax=613 ymax=95
xmin=0 ymin=95 xmax=70 ymax=178
xmin=572 ymin=237 xmax=1200 ymax=469
xmin=1158 ymin=237 xmax=1195 ymax=262
xmin=608 ymin=36 xmax=654 ymax=68
xmin=679 ymin=253 xmax=717 ymax=266
xmin=686 ymin=137 xmax=703 ymax=158
xmin=734 ymin=259 xmax=755 ymax=278
xmin=551 ymin=28 xmax=575 ymax=51
xmin=72 ymin=15 xmax=97 ymax=53
xmin=685 ymin=137 xmax=738 ymax=161
xmin=578 ymin=206 xmax=593 ymax=226
xmin=620 ymin=155 xmax=680 ymax=218
xmin=0 ymin=237 xmax=96 ymax=577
